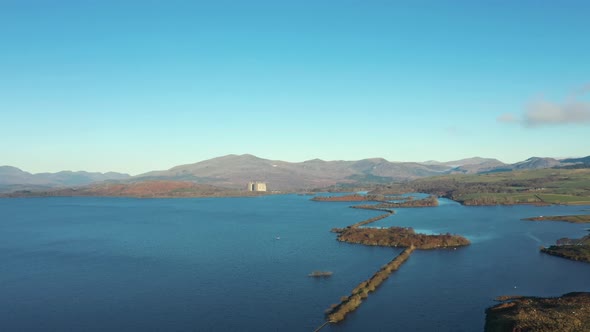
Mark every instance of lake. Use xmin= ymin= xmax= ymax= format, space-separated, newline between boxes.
xmin=1 ymin=195 xmax=589 ymax=331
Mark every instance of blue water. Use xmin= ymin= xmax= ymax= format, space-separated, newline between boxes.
xmin=1 ymin=196 xmax=589 ymax=331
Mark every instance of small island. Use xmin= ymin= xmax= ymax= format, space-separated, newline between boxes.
xmin=485 ymin=292 xmax=590 ymax=332
xmin=308 ymin=271 xmax=333 ymax=277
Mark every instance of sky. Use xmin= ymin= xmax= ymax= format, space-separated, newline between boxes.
xmin=1 ymin=0 xmax=589 ymax=175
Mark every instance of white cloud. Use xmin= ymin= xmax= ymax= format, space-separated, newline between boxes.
xmin=524 ymin=100 xmax=590 ymax=126
xmin=498 ymin=84 xmax=590 ymax=127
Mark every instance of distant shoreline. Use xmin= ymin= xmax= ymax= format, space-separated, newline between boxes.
xmin=0 ymin=180 xmax=274 ymax=199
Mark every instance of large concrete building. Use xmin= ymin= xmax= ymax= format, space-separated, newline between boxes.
xmin=247 ymin=181 xmax=267 ymax=192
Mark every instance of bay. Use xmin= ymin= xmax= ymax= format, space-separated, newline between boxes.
xmin=0 ymin=195 xmax=589 ymax=331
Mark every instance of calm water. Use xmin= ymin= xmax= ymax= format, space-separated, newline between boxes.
xmin=1 ymin=195 xmax=589 ymax=331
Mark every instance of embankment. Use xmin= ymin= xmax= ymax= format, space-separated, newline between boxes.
xmin=325 ymin=246 xmax=415 ymax=323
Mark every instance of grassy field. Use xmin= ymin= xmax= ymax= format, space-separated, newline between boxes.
xmin=371 ymin=168 xmax=590 ymax=206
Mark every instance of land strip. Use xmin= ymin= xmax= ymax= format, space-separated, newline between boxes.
xmin=312 ymin=194 xmax=383 ymax=202
xmin=332 ymin=210 xmax=394 ymax=231
xmin=523 ymin=215 xmax=590 ymax=223
xmin=312 ymin=193 xmax=409 ymax=203
xmin=325 ymin=246 xmax=415 ymax=323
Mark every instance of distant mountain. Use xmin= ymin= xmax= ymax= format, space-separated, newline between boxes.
xmin=2 ymin=154 xmax=588 ymax=194
xmin=471 ymin=157 xmax=581 ymax=174
xmin=511 ymin=157 xmax=562 ymax=170
xmin=137 ymin=154 xmax=450 ymax=190
xmin=557 ymin=156 xmax=590 ymax=169
xmin=421 ymin=157 xmax=504 ymax=167
xmin=449 ymin=160 xmax=508 ymax=174
xmin=0 ymin=166 xmax=130 ymax=192
xmin=561 ymin=156 xmax=590 ymax=165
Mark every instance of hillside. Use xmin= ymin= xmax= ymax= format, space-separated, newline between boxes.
xmin=135 ymin=154 xmax=590 ymax=190
xmin=136 ymin=154 xmax=451 ymax=190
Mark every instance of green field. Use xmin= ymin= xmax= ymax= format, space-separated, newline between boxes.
xmin=372 ymin=169 xmax=590 ymax=206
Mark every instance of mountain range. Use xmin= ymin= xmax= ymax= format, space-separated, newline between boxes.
xmin=2 ymin=154 xmax=588 ymax=193
xmin=0 ymin=166 xmax=130 ymax=193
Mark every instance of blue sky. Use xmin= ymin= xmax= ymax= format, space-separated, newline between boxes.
xmin=1 ymin=1 xmax=589 ymax=175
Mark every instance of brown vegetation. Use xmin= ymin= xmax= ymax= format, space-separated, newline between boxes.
xmin=312 ymin=194 xmax=381 ymax=202
xmin=485 ymin=292 xmax=590 ymax=332
xmin=354 ymin=195 xmax=439 ymax=209
xmin=333 ymin=226 xmax=470 ymax=249
xmin=326 ymin=247 xmax=415 ymax=323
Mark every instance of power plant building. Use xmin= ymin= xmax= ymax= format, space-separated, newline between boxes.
xmin=247 ymin=181 xmax=267 ymax=192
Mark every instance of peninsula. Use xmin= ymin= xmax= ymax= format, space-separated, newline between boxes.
xmin=540 ymin=232 xmax=590 ymax=263
xmin=521 ymin=215 xmax=590 ymax=263
xmin=485 ymin=292 xmax=590 ymax=332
